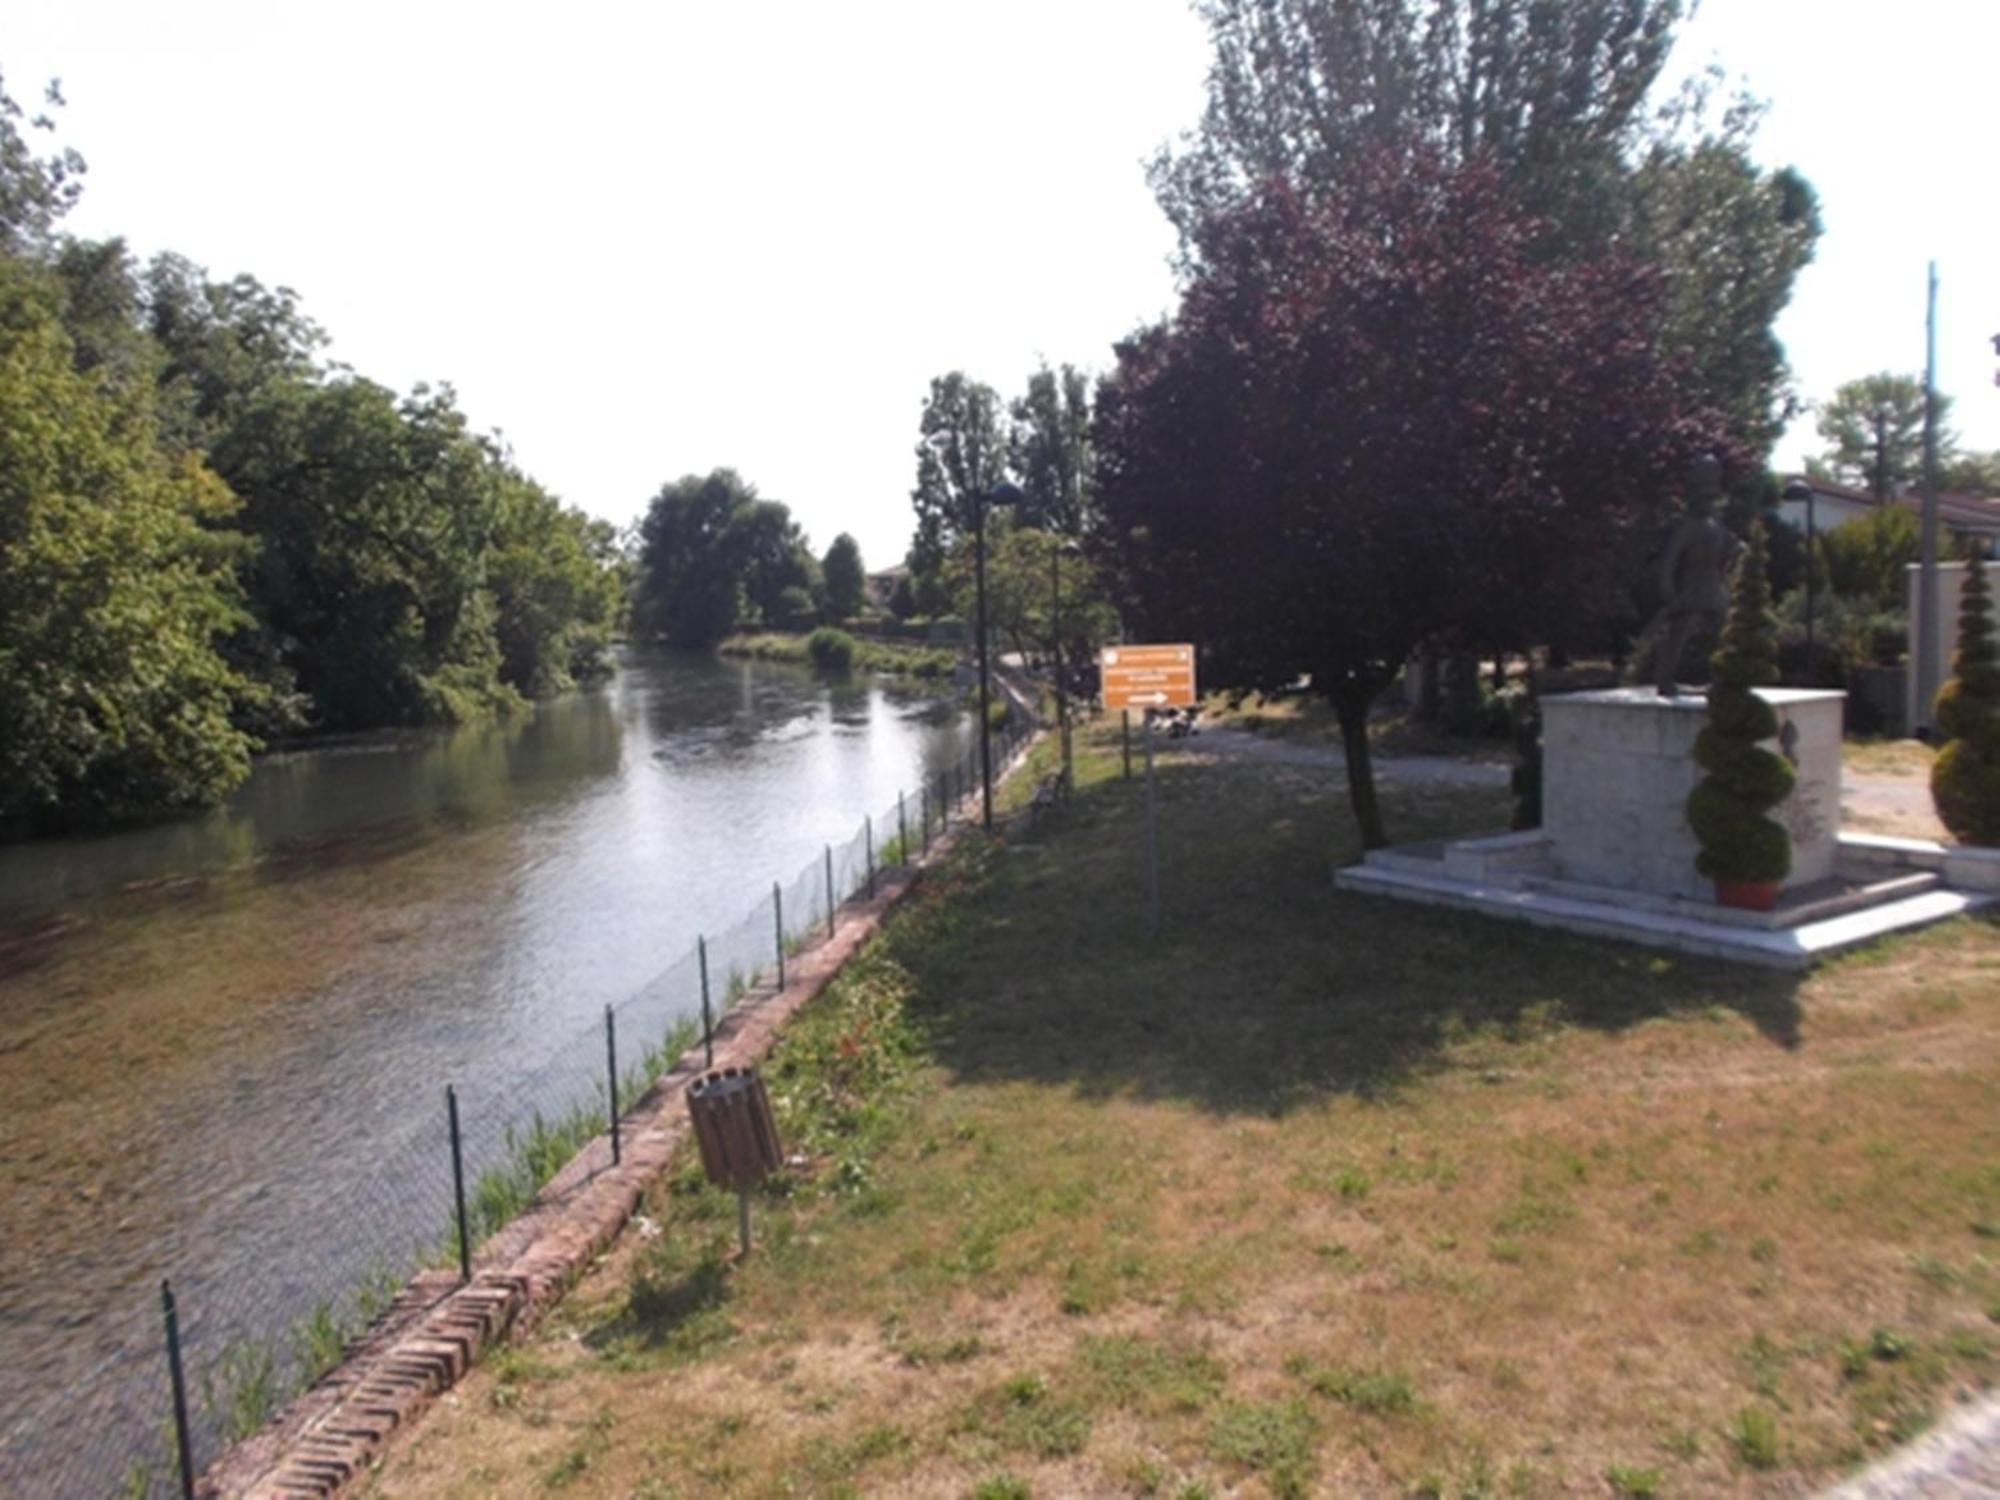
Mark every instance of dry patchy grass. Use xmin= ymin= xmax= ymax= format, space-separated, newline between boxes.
xmin=364 ymin=721 xmax=1998 ymax=1499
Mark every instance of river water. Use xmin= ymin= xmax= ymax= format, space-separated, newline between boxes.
xmin=0 ymin=649 xmax=974 ymax=1494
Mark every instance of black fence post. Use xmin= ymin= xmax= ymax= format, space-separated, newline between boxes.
xmin=898 ymin=790 xmax=908 ymax=865
xmin=698 ymin=935 xmax=714 ymax=1070
xmin=447 ymin=1085 xmax=470 ymax=1283
xmin=921 ymin=783 xmax=931 ymax=853
xmin=1122 ymin=710 xmax=1132 ymax=779
xmin=865 ymin=815 xmax=876 ymax=897
xmin=161 ymin=1279 xmax=196 ymax=1500
xmin=773 ymin=880 xmax=785 ymax=990
xmin=825 ymin=845 xmax=836 ymax=938
xmin=605 ymin=1004 xmax=620 ymax=1167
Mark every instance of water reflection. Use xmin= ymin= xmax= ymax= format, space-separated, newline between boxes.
xmin=0 ymin=649 xmax=972 ymax=1491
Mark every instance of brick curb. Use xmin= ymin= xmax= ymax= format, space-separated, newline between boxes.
xmin=205 ymin=736 xmax=1038 ymax=1499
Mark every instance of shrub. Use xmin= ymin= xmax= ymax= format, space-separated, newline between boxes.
xmin=807 ymin=627 xmax=857 ymax=672
xmin=1932 ymin=549 xmax=2000 ymax=844
xmin=1687 ymin=523 xmax=1794 ymax=885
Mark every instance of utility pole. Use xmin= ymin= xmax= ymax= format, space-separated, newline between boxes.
xmin=1916 ymin=262 xmax=1943 ymax=736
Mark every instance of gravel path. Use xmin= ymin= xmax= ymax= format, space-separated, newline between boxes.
xmin=1820 ymin=1393 xmax=2000 ymax=1498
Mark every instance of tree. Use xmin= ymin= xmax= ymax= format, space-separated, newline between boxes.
xmin=944 ymin=525 xmax=1118 ymax=666
xmin=1817 ymin=506 xmax=1919 ymax=612
xmin=142 ymin=252 xmax=327 ymax=451
xmin=1814 ymin=372 xmax=1955 ymax=501
xmin=1940 ymin=450 xmax=2000 ymax=497
xmin=822 ymin=532 xmax=866 ymax=621
xmin=1151 ymin=0 xmax=1681 ymax=256
xmin=0 ymin=254 xmax=259 ymax=833
xmin=0 ymin=71 xmax=84 ymax=256
xmin=1686 ymin=523 xmax=1793 ymax=893
xmin=1149 ymin=2 xmax=1818 ymax=460
xmin=909 ymin=371 xmax=1009 ymax=605
xmin=1931 ymin=549 xmax=2000 ymax=845
xmin=631 ymin=471 xmax=817 ymax=644
xmin=1010 ymin=364 xmax=1095 ymax=534
xmin=1096 ymin=153 xmax=1725 ymax=849
xmin=211 ymin=378 xmax=515 ymax=728
xmin=487 ymin=467 xmax=622 ymax=697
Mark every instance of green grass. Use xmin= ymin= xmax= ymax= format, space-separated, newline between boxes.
xmin=721 ymin=630 xmax=960 ymax=680
xmin=363 ymin=716 xmax=2000 ymax=1499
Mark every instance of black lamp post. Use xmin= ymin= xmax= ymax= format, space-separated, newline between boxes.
xmin=1782 ymin=478 xmax=1818 ymax=661
xmin=974 ymin=481 xmax=1021 ymax=829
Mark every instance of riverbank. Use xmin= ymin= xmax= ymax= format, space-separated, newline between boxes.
xmin=719 ymin=629 xmax=960 ymax=680
xmin=363 ymin=716 xmax=1999 ymax=1498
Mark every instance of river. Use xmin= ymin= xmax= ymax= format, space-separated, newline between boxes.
xmin=0 ymin=648 xmax=975 ymax=1495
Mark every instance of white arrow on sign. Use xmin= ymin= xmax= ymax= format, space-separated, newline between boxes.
xmin=1130 ymin=691 xmax=1171 ymax=705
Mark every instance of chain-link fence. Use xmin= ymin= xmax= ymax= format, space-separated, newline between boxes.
xmin=0 ymin=711 xmax=1033 ymax=1499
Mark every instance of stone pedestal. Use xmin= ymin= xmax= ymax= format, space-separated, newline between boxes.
xmin=1541 ymin=688 xmax=1844 ymax=901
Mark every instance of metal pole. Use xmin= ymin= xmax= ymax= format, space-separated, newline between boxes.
xmin=1122 ymin=710 xmax=1132 ymax=779
xmin=773 ymin=881 xmax=785 ymax=990
xmin=605 ymin=1004 xmax=620 ymax=1166
xmin=865 ymin=814 xmax=875 ymax=897
xmin=1051 ymin=542 xmax=1070 ymax=790
xmin=162 ymin=1279 xmax=196 ymax=1500
xmin=1805 ymin=489 xmax=1818 ymax=660
xmin=698 ymin=935 xmax=713 ymax=1069
xmin=921 ymin=784 xmax=931 ymax=853
xmin=1917 ymin=260 xmax=1943 ymax=735
xmin=898 ymin=789 xmax=908 ymax=864
xmin=1144 ymin=711 xmax=1160 ymax=937
xmin=447 ymin=1085 xmax=470 ymax=1283
xmin=737 ymin=1187 xmax=753 ymax=1257
xmin=975 ymin=495 xmax=995 ymax=829
xmin=825 ymin=845 xmax=836 ymax=938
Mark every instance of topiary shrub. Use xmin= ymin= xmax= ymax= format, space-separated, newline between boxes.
xmin=1931 ymin=550 xmax=2000 ymax=845
xmin=1686 ymin=522 xmax=1795 ymax=887
xmin=806 ymin=626 xmax=856 ymax=672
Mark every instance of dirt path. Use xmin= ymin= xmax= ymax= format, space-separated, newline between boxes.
xmin=1189 ymin=724 xmax=1512 ymax=787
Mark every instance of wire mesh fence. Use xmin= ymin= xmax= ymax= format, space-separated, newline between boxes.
xmin=0 ymin=709 xmax=1033 ymax=1498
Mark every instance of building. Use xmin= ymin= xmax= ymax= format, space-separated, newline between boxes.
xmin=1777 ymin=475 xmax=2000 ymax=550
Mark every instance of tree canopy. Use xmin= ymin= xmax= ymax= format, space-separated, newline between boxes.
xmin=631 ymin=471 xmax=821 ymax=646
xmin=1812 ymin=372 xmax=1955 ymax=501
xmin=1097 ymin=152 xmax=1726 ymax=847
xmin=821 ymin=533 xmax=866 ymax=621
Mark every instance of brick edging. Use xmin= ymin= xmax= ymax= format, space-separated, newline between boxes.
xmin=208 ymin=735 xmax=1039 ymax=1498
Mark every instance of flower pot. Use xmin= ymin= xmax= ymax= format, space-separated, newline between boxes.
xmin=1714 ymin=878 xmax=1780 ymax=912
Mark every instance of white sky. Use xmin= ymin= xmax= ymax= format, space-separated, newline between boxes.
xmin=10 ymin=0 xmax=1999 ymax=566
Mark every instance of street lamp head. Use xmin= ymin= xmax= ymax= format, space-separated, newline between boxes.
xmin=986 ymin=481 xmax=1024 ymax=508
xmin=1781 ymin=479 xmax=1814 ymax=502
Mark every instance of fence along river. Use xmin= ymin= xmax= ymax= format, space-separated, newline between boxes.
xmin=0 ymin=647 xmax=981 ymax=1496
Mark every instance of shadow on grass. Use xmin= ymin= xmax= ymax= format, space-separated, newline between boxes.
xmin=909 ymin=752 xmax=1804 ymax=1117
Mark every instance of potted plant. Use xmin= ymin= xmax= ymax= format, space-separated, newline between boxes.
xmin=1931 ymin=547 xmax=2000 ymax=845
xmin=1686 ymin=523 xmax=1794 ymax=909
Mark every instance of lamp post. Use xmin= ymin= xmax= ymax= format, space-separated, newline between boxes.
xmin=1783 ymin=478 xmax=1818 ymax=662
xmin=974 ymin=481 xmax=1021 ymax=829
xmin=1050 ymin=538 xmax=1080 ymax=790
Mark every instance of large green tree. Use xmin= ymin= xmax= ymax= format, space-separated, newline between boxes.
xmin=1814 ymin=372 xmax=1956 ymax=501
xmin=632 ymin=471 xmax=817 ymax=646
xmin=487 ymin=465 xmax=622 ymax=697
xmin=1009 ymin=364 xmax=1095 ymax=535
xmin=1149 ymin=0 xmax=1817 ymax=459
xmin=0 ymin=70 xmax=84 ymax=255
xmin=211 ymin=378 xmax=516 ymax=728
xmin=0 ymin=255 xmax=260 ymax=832
xmin=908 ymin=371 xmax=1009 ymax=610
xmin=821 ymin=532 xmax=866 ymax=621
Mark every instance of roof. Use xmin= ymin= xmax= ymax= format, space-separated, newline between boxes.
xmin=1781 ymin=475 xmax=2000 ymax=534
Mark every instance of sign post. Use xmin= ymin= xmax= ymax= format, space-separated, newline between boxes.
xmin=1100 ymin=645 xmax=1197 ymax=936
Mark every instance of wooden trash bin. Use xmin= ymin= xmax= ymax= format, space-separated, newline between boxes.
xmin=687 ymin=1066 xmax=783 ymax=1252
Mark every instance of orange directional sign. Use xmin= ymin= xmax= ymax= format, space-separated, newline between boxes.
xmin=1101 ymin=643 xmax=1197 ymax=710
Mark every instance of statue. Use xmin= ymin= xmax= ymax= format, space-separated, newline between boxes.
xmin=1650 ymin=454 xmax=1739 ymax=696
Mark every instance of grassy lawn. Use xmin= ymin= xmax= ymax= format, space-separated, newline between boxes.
xmin=365 ymin=720 xmax=1998 ymax=1499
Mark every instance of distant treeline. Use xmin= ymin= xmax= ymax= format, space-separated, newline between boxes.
xmin=0 ymin=73 xmax=623 ymax=837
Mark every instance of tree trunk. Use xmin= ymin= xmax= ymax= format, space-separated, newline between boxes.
xmin=1333 ymin=687 xmax=1388 ymax=851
